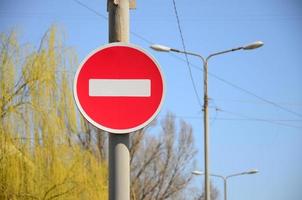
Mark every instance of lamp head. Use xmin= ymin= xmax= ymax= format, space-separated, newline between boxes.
xmin=243 ymin=41 xmax=264 ymax=50
xmin=150 ymin=44 xmax=172 ymax=52
xmin=245 ymin=169 xmax=259 ymax=174
xmin=192 ymin=170 xmax=204 ymax=176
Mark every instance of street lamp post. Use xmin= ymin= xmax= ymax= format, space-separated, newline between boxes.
xmin=150 ymin=42 xmax=263 ymax=200
xmin=192 ymin=169 xmax=259 ymax=200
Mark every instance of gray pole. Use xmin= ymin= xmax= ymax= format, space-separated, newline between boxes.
xmin=108 ymin=0 xmax=129 ymax=43
xmin=224 ymin=178 xmax=227 ymax=200
xmin=108 ymin=0 xmax=130 ymax=200
xmin=203 ymin=60 xmax=210 ymax=200
xmin=109 ymin=134 xmax=130 ymax=200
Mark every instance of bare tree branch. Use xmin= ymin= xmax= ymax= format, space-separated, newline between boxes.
xmin=131 ymin=113 xmax=197 ymax=200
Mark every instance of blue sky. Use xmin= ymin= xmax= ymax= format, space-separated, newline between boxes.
xmin=1 ymin=0 xmax=302 ymax=200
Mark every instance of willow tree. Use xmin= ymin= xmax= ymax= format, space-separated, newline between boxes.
xmin=0 ymin=27 xmax=107 ymax=200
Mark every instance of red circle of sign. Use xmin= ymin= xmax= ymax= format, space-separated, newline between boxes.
xmin=74 ymin=43 xmax=165 ymax=134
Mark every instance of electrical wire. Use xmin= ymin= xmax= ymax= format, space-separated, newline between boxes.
xmin=163 ymin=49 xmax=302 ymax=119
xmin=208 ymin=72 xmax=302 ymax=118
xmin=159 ymin=112 xmax=302 ymax=129
xmin=72 ymin=0 xmax=302 ymax=131
xmin=213 ymin=99 xmax=302 ymax=107
xmin=218 ymin=109 xmax=302 ymax=129
xmin=171 ymin=0 xmax=203 ymax=108
xmin=72 ymin=0 xmax=302 ymax=120
xmin=73 ymin=0 xmax=203 ymax=107
xmin=73 ymin=0 xmax=107 ymax=20
xmin=73 ymin=0 xmax=153 ymax=45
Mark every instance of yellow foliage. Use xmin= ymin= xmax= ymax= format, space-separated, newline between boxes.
xmin=0 ymin=27 xmax=108 ymax=200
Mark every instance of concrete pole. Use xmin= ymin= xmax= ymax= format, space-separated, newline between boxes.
xmin=203 ymin=60 xmax=210 ymax=200
xmin=108 ymin=0 xmax=129 ymax=43
xmin=108 ymin=1 xmax=130 ymax=200
xmin=109 ymin=134 xmax=130 ymax=200
xmin=224 ymin=178 xmax=227 ymax=200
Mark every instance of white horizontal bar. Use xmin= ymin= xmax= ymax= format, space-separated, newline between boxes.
xmin=89 ymin=79 xmax=151 ymax=97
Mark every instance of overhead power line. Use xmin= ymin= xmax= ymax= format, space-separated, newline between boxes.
xmin=72 ymin=0 xmax=302 ymax=120
xmin=208 ymin=72 xmax=302 ymax=119
xmin=73 ymin=0 xmax=107 ymax=20
xmin=73 ymin=0 xmax=153 ymax=44
xmin=213 ymin=99 xmax=302 ymax=106
xmin=171 ymin=0 xmax=203 ymax=108
xmin=170 ymin=114 xmax=302 ymax=123
xmin=219 ymin=109 xmax=302 ymax=129
xmin=166 ymin=51 xmax=302 ymax=119
xmin=160 ymin=112 xmax=302 ymax=129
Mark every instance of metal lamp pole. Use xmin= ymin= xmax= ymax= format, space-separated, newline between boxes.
xmin=150 ymin=41 xmax=263 ymax=200
xmin=192 ymin=169 xmax=259 ymax=200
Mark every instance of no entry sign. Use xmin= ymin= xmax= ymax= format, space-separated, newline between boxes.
xmin=73 ymin=43 xmax=165 ymax=134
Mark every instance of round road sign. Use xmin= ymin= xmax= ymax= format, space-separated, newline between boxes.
xmin=73 ymin=43 xmax=165 ymax=134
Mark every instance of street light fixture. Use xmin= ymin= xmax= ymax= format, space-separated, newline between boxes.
xmin=150 ymin=44 xmax=172 ymax=52
xmin=243 ymin=169 xmax=259 ymax=175
xmin=150 ymin=41 xmax=263 ymax=200
xmin=192 ymin=170 xmax=204 ymax=176
xmin=242 ymin=41 xmax=264 ymax=50
xmin=150 ymin=41 xmax=264 ymax=53
xmin=192 ymin=169 xmax=259 ymax=200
